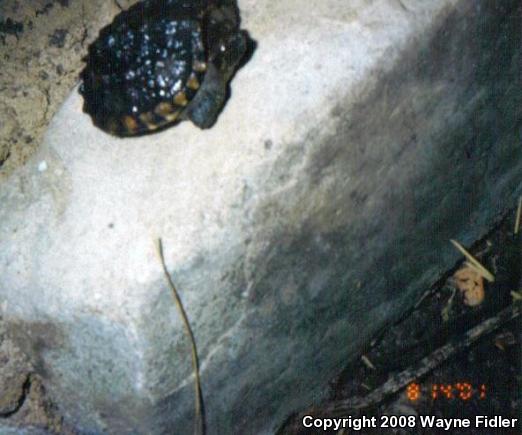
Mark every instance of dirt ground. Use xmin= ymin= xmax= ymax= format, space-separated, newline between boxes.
xmin=0 ymin=0 xmax=138 ymax=182
xmin=278 ymin=208 xmax=521 ymax=435
xmin=0 ymin=1 xmax=138 ymax=433
xmin=0 ymin=325 xmax=69 ymax=433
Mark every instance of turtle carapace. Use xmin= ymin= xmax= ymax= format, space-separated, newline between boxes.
xmin=79 ymin=0 xmax=248 ymax=137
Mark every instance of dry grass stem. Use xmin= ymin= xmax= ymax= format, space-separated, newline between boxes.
xmin=511 ymin=291 xmax=522 ymax=301
xmin=158 ymin=238 xmax=205 ymax=435
xmin=361 ymin=355 xmax=376 ymax=370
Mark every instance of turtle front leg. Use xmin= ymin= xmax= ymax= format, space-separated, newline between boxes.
xmin=185 ymin=64 xmax=227 ymax=129
xmin=186 ymin=32 xmax=247 ymax=129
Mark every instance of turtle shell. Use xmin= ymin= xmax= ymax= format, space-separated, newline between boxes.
xmin=80 ymin=0 xmax=211 ymax=137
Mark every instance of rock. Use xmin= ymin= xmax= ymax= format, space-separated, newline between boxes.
xmin=0 ymin=427 xmax=51 ymax=435
xmin=0 ymin=323 xmax=65 ymax=434
xmin=0 ymin=0 xmax=520 ymax=433
xmin=0 ymin=334 xmax=31 ymax=416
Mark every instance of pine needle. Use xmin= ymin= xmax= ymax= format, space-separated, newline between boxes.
xmin=361 ymin=355 xmax=376 ymax=370
xmin=511 ymin=291 xmax=522 ymax=301
xmin=450 ymin=239 xmax=495 ymax=283
xmin=514 ymin=196 xmax=522 ymax=234
xmin=158 ymin=238 xmax=205 ymax=435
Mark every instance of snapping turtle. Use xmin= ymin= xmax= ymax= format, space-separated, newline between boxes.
xmin=79 ymin=0 xmax=248 ymax=137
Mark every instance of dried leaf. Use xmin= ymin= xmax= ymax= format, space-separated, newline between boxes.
xmin=453 ymin=266 xmax=485 ymax=307
xmin=450 ymin=239 xmax=495 ymax=282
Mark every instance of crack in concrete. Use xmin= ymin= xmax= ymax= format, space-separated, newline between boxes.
xmin=0 ymin=373 xmax=31 ymax=418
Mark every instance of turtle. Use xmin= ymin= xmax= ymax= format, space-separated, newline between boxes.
xmin=79 ymin=0 xmax=249 ymax=137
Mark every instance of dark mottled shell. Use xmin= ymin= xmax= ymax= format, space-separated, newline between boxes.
xmin=80 ymin=0 xmax=210 ymax=136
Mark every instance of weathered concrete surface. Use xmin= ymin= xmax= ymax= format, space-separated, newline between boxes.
xmin=1 ymin=0 xmax=520 ymax=433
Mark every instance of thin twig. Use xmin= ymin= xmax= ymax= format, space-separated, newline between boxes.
xmin=291 ymin=304 xmax=519 ymax=419
xmin=158 ymin=238 xmax=206 ymax=435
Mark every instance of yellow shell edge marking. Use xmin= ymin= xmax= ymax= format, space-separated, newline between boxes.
xmin=154 ymin=102 xmax=175 ymax=116
xmin=163 ymin=111 xmax=180 ymax=122
xmin=193 ymin=61 xmax=207 ymax=73
xmin=187 ymin=73 xmax=200 ymax=90
xmin=122 ymin=115 xmax=139 ymax=133
xmin=106 ymin=118 xmax=120 ymax=135
xmin=174 ymin=91 xmax=188 ymax=106
xmin=139 ymin=112 xmax=159 ymax=130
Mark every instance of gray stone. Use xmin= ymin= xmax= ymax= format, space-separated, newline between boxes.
xmin=0 ymin=0 xmax=520 ymax=433
xmin=0 ymin=427 xmax=50 ymax=435
xmin=0 ymin=336 xmax=31 ymax=417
